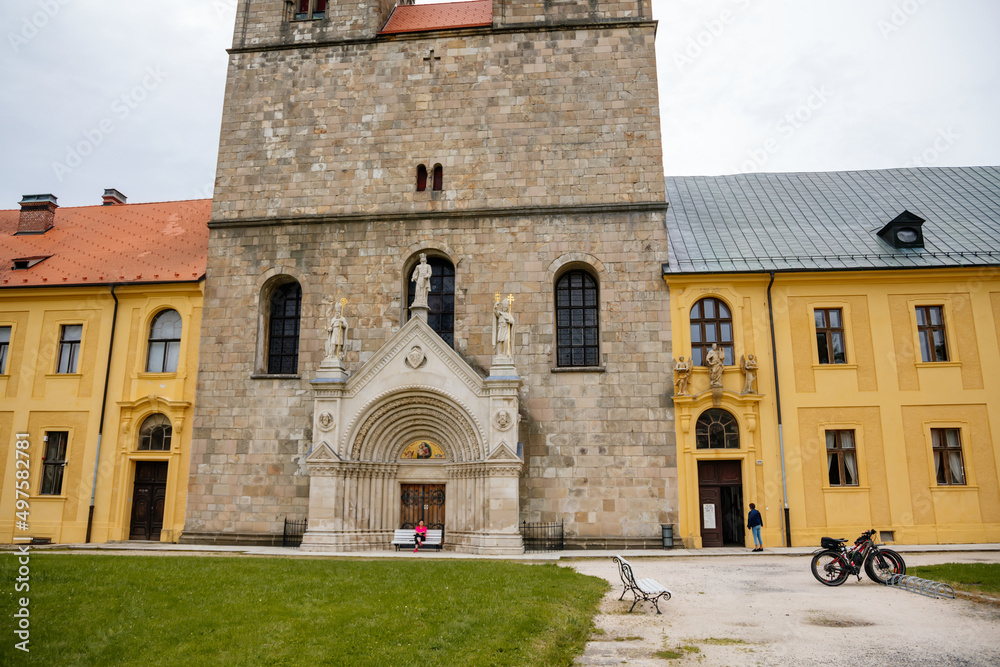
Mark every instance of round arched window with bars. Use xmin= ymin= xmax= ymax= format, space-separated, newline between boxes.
xmin=138 ymin=414 xmax=173 ymax=451
xmin=695 ymin=409 xmax=740 ymax=449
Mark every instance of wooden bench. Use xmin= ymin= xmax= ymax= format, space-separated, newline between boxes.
xmin=391 ymin=528 xmax=443 ymax=551
xmin=613 ymin=555 xmax=672 ymax=614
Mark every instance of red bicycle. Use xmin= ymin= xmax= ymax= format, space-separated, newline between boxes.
xmin=811 ymin=529 xmax=906 ymax=586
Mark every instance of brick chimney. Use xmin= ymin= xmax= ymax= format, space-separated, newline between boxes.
xmin=17 ymin=194 xmax=58 ymax=234
xmin=102 ymin=188 xmax=127 ymax=206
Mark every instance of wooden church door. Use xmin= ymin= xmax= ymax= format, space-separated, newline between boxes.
xmin=400 ymin=484 xmax=445 ymax=530
xmin=129 ymin=461 xmax=168 ymax=540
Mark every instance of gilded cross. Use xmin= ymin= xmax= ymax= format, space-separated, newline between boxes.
xmin=423 ymin=48 xmax=440 ymax=73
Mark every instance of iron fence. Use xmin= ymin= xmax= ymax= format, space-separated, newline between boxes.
xmin=283 ymin=516 xmax=307 ymax=547
xmin=521 ymin=520 xmax=564 ymax=552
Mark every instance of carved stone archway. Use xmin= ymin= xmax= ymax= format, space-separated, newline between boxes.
xmin=300 ymin=316 xmax=523 ymax=554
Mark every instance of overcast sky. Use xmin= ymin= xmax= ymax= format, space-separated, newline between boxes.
xmin=1 ymin=0 xmax=997 ymax=207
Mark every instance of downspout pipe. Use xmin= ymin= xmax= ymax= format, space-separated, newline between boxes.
xmin=87 ymin=284 xmax=118 ymax=543
xmin=767 ymin=272 xmax=791 ymax=548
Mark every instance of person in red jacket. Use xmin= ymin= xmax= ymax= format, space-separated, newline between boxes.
xmin=414 ymin=520 xmax=428 ymax=553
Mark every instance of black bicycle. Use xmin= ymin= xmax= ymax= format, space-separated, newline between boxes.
xmin=810 ymin=529 xmax=906 ymax=586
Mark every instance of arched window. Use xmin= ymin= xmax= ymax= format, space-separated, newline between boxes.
xmin=407 ymin=256 xmax=454 ymax=347
xmin=432 ymin=164 xmax=443 ymax=191
xmin=416 ymin=164 xmax=427 ymax=192
xmin=267 ymin=281 xmax=302 ymax=374
xmin=690 ymin=297 xmax=734 ymax=366
xmin=146 ymin=309 xmax=182 ymax=373
xmin=138 ymin=414 xmax=172 ymax=451
xmin=555 ymin=269 xmax=599 ymax=367
xmin=695 ymin=409 xmax=739 ymax=449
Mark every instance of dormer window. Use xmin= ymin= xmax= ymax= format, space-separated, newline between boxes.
xmin=12 ymin=256 xmax=49 ymax=270
xmin=295 ymin=0 xmax=326 ymax=20
xmin=876 ymin=210 xmax=925 ymax=249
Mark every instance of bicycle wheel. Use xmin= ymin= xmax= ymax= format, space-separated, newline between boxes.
xmin=882 ymin=548 xmax=906 ymax=576
xmin=811 ymin=550 xmax=850 ymax=586
xmin=864 ymin=548 xmax=906 ymax=584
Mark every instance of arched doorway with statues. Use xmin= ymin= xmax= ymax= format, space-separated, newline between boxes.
xmin=300 ymin=315 xmax=524 ymax=555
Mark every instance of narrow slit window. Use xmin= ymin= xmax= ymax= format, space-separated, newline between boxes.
xmin=432 ymin=164 xmax=443 ymax=191
xmin=416 ymin=164 xmax=428 ymax=192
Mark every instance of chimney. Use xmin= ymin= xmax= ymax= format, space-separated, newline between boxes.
xmin=102 ymin=188 xmax=127 ymax=206
xmin=17 ymin=194 xmax=58 ymax=234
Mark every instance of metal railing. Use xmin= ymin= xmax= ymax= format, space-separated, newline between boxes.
xmin=521 ymin=520 xmax=564 ymax=552
xmin=283 ymin=517 xmax=307 ymax=548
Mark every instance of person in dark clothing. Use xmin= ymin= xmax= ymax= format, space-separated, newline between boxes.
xmin=747 ymin=503 xmax=763 ymax=551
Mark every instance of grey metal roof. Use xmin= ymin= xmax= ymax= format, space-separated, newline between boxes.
xmin=664 ymin=166 xmax=1000 ymax=274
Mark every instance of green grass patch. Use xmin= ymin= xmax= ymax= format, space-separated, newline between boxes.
xmin=0 ymin=554 xmax=607 ymax=666
xmin=907 ymin=563 xmax=1000 ymax=595
xmin=654 ymin=649 xmax=684 ymax=659
xmin=698 ymin=637 xmax=748 ymax=646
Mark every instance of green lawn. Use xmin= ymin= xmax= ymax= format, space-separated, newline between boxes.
xmin=0 ymin=554 xmax=607 ymax=666
xmin=907 ymin=562 xmax=1000 ymax=596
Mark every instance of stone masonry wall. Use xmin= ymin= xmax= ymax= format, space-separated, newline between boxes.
xmin=212 ymin=23 xmax=663 ymax=221
xmin=185 ymin=209 xmax=676 ymax=544
xmin=231 ymin=0 xmax=654 ymax=48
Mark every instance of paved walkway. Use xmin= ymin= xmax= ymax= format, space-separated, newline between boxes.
xmin=12 ymin=541 xmax=1000 ymax=560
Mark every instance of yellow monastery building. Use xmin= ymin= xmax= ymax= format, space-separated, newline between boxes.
xmin=0 ymin=191 xmax=209 ymax=544
xmin=663 ymin=167 xmax=1000 ymax=549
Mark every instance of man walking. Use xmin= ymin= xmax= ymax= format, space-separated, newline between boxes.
xmin=748 ymin=503 xmax=763 ymax=552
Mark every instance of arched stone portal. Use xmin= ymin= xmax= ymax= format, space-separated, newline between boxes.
xmin=300 ymin=317 xmax=523 ymax=554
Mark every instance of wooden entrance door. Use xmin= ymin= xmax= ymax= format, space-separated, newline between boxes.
xmin=129 ymin=461 xmax=168 ymax=540
xmin=400 ymin=484 xmax=445 ymax=530
xmin=698 ymin=460 xmax=744 ymax=547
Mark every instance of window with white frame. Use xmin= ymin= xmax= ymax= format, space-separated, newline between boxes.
xmin=931 ymin=428 xmax=966 ymax=485
xmin=146 ymin=310 xmax=182 ymax=373
xmin=826 ymin=429 xmax=858 ymax=486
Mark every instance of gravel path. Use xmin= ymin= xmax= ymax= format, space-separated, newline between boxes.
xmin=568 ymin=552 xmax=1000 ymax=666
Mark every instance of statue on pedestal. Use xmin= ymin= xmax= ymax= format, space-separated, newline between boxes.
xmin=740 ymin=353 xmax=758 ymax=395
xmin=325 ymin=299 xmax=348 ymax=361
xmin=706 ymin=343 xmax=725 ymax=388
xmin=411 ymin=253 xmax=432 ymax=308
xmin=493 ymin=293 xmax=515 ymax=357
xmin=673 ymin=355 xmax=692 ymax=395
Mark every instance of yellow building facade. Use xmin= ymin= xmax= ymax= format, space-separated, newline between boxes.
xmin=664 ymin=168 xmax=1000 ymax=548
xmin=0 ymin=194 xmax=209 ymax=544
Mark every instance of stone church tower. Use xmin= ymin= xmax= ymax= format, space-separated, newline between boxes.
xmin=182 ymin=0 xmax=672 ymax=552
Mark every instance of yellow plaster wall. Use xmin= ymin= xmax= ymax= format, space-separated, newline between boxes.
xmin=667 ymin=267 xmax=1000 ymax=547
xmin=0 ymin=283 xmax=202 ymax=545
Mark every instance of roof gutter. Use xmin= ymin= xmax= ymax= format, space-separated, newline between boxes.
xmin=767 ymin=271 xmax=791 ymax=548
xmin=86 ymin=284 xmax=118 ymax=543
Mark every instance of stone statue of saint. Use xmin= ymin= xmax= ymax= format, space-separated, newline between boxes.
xmin=325 ymin=300 xmax=348 ymax=361
xmin=741 ymin=353 xmax=758 ymax=395
xmin=706 ymin=343 xmax=724 ymax=388
xmin=493 ymin=297 xmax=515 ymax=356
xmin=674 ymin=356 xmax=692 ymax=395
xmin=411 ymin=253 xmax=432 ymax=308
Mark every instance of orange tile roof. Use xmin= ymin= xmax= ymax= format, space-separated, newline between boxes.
xmin=379 ymin=0 xmax=492 ymax=35
xmin=0 ymin=199 xmax=211 ymax=289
